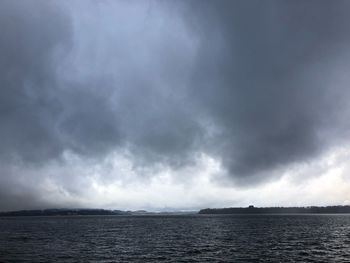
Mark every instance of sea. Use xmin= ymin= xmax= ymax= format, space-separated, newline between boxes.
xmin=1 ymin=214 xmax=350 ymax=262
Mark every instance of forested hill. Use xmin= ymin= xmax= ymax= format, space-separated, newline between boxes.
xmin=0 ymin=209 xmax=127 ymax=217
xmin=199 ymin=206 xmax=350 ymax=214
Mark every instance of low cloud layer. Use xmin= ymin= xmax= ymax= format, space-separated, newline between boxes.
xmin=1 ymin=0 xmax=350 ymax=210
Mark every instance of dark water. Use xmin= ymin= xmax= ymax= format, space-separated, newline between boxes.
xmin=1 ymin=214 xmax=350 ymax=262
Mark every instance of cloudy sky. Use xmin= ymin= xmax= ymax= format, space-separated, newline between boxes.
xmin=1 ymin=0 xmax=350 ymax=211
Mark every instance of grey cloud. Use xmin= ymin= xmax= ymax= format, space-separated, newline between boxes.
xmin=179 ymin=0 xmax=350 ymax=183
xmin=0 ymin=0 xmax=202 ymax=201
xmin=2 ymin=0 xmax=350 ymax=210
xmin=57 ymin=0 xmax=204 ymax=167
xmin=0 ymin=0 xmax=71 ymax=163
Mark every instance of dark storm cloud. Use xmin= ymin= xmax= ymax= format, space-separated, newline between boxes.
xmin=2 ymin=0 xmax=350 ymax=211
xmin=0 ymin=1 xmax=125 ymax=162
xmin=178 ymin=0 xmax=350 ymax=183
xmin=0 ymin=0 xmax=201 ymax=168
xmin=0 ymin=0 xmax=71 ymax=162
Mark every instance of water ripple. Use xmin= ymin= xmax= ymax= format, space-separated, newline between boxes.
xmin=1 ymin=214 xmax=350 ymax=262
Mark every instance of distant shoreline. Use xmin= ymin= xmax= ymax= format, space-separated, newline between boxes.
xmin=198 ymin=205 xmax=350 ymax=214
xmin=0 ymin=208 xmax=196 ymax=217
xmin=1 ymin=206 xmax=350 ymax=217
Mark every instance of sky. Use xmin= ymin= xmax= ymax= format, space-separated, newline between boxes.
xmin=1 ymin=0 xmax=350 ymax=211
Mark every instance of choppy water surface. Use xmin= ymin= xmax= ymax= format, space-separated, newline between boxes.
xmin=1 ymin=214 xmax=350 ymax=262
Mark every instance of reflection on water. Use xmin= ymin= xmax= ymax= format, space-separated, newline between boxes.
xmin=1 ymin=214 xmax=350 ymax=262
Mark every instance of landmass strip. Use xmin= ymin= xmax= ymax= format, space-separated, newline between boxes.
xmin=1 ymin=206 xmax=350 ymax=216
xmin=0 ymin=209 xmax=193 ymax=216
xmin=198 ymin=205 xmax=350 ymax=214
